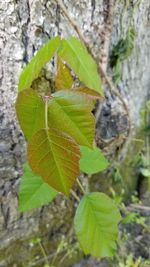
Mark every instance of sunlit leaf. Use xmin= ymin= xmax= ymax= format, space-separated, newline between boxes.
xmin=28 ymin=128 xmax=81 ymax=195
xmin=55 ymin=57 xmax=73 ymax=90
xmin=18 ymin=36 xmax=61 ymax=91
xmin=15 ymin=89 xmax=45 ymax=140
xmin=58 ymin=37 xmax=103 ymax=95
xmin=80 ymin=145 xmax=109 ymax=174
xmin=49 ymin=90 xmax=95 ymax=148
xmin=74 ymin=192 xmax=121 ymax=258
xmin=19 ymin=163 xmax=57 ymax=212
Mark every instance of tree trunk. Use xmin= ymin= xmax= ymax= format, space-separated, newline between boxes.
xmin=0 ymin=0 xmax=150 ymax=266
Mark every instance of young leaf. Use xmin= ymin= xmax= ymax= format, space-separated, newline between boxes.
xmin=19 ymin=163 xmax=57 ymax=212
xmin=74 ymin=192 xmax=121 ymax=258
xmin=79 ymin=145 xmax=109 ymax=174
xmin=49 ymin=90 xmax=95 ymax=148
xmin=58 ymin=37 xmax=103 ymax=95
xmin=18 ymin=36 xmax=61 ymax=91
xmin=55 ymin=57 xmax=73 ymax=90
xmin=28 ymin=128 xmax=81 ymax=195
xmin=15 ymin=89 xmax=45 ymax=140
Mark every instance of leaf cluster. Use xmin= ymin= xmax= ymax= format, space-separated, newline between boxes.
xmin=16 ymin=36 xmax=121 ymax=259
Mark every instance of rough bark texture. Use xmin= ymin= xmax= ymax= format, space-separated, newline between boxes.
xmin=0 ymin=0 xmax=150 ymax=266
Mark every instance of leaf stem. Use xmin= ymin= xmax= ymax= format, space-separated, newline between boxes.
xmin=70 ymin=189 xmax=80 ymax=202
xmin=51 ymin=238 xmax=63 ymax=265
xmin=45 ymin=96 xmax=49 ymax=131
xmin=58 ymin=250 xmax=70 ymax=267
xmin=77 ymin=178 xmax=86 ymax=195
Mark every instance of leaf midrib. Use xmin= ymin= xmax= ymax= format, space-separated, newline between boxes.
xmin=45 ymin=129 xmax=68 ymax=194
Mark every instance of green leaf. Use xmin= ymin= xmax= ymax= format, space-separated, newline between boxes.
xmin=16 ymin=90 xmax=95 ymax=147
xmin=49 ymin=90 xmax=95 ymax=148
xmin=18 ymin=36 xmax=61 ymax=91
xmin=19 ymin=163 xmax=57 ymax=212
xmin=28 ymin=128 xmax=81 ymax=195
xmin=74 ymin=192 xmax=121 ymax=258
xmin=55 ymin=57 xmax=73 ymax=90
xmin=79 ymin=145 xmax=109 ymax=174
xmin=58 ymin=37 xmax=103 ymax=95
xmin=15 ymin=89 xmax=45 ymax=140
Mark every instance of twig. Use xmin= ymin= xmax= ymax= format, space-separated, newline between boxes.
xmin=54 ymin=0 xmax=90 ymax=52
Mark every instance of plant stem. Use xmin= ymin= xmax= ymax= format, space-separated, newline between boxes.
xmin=58 ymin=250 xmax=70 ymax=267
xmin=130 ymin=138 xmax=144 ymax=143
xmin=77 ymin=178 xmax=86 ymax=195
xmin=70 ymin=189 xmax=80 ymax=202
xmin=51 ymin=239 xmax=62 ymax=265
xmin=38 ymin=240 xmax=49 ymax=266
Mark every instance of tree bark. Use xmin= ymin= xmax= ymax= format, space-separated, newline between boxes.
xmin=0 ymin=0 xmax=150 ymax=266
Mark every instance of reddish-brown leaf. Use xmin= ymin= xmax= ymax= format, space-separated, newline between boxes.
xmin=74 ymin=86 xmax=103 ymax=100
xmin=55 ymin=57 xmax=73 ymax=90
xmin=28 ymin=128 xmax=81 ymax=195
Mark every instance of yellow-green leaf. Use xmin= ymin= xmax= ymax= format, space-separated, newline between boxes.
xmin=74 ymin=192 xmax=121 ymax=258
xmin=19 ymin=163 xmax=57 ymax=212
xmin=18 ymin=36 xmax=61 ymax=91
xmin=80 ymin=145 xmax=109 ymax=174
xmin=49 ymin=90 xmax=95 ymax=148
xmin=28 ymin=128 xmax=81 ymax=195
xmin=15 ymin=89 xmax=45 ymax=140
xmin=55 ymin=57 xmax=73 ymax=90
xmin=58 ymin=37 xmax=103 ymax=95
xmin=16 ymin=90 xmax=95 ymax=147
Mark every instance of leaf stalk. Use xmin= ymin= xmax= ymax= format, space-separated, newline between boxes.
xmin=44 ymin=96 xmax=49 ymax=131
xmin=77 ymin=178 xmax=86 ymax=195
xmin=70 ymin=189 xmax=80 ymax=202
